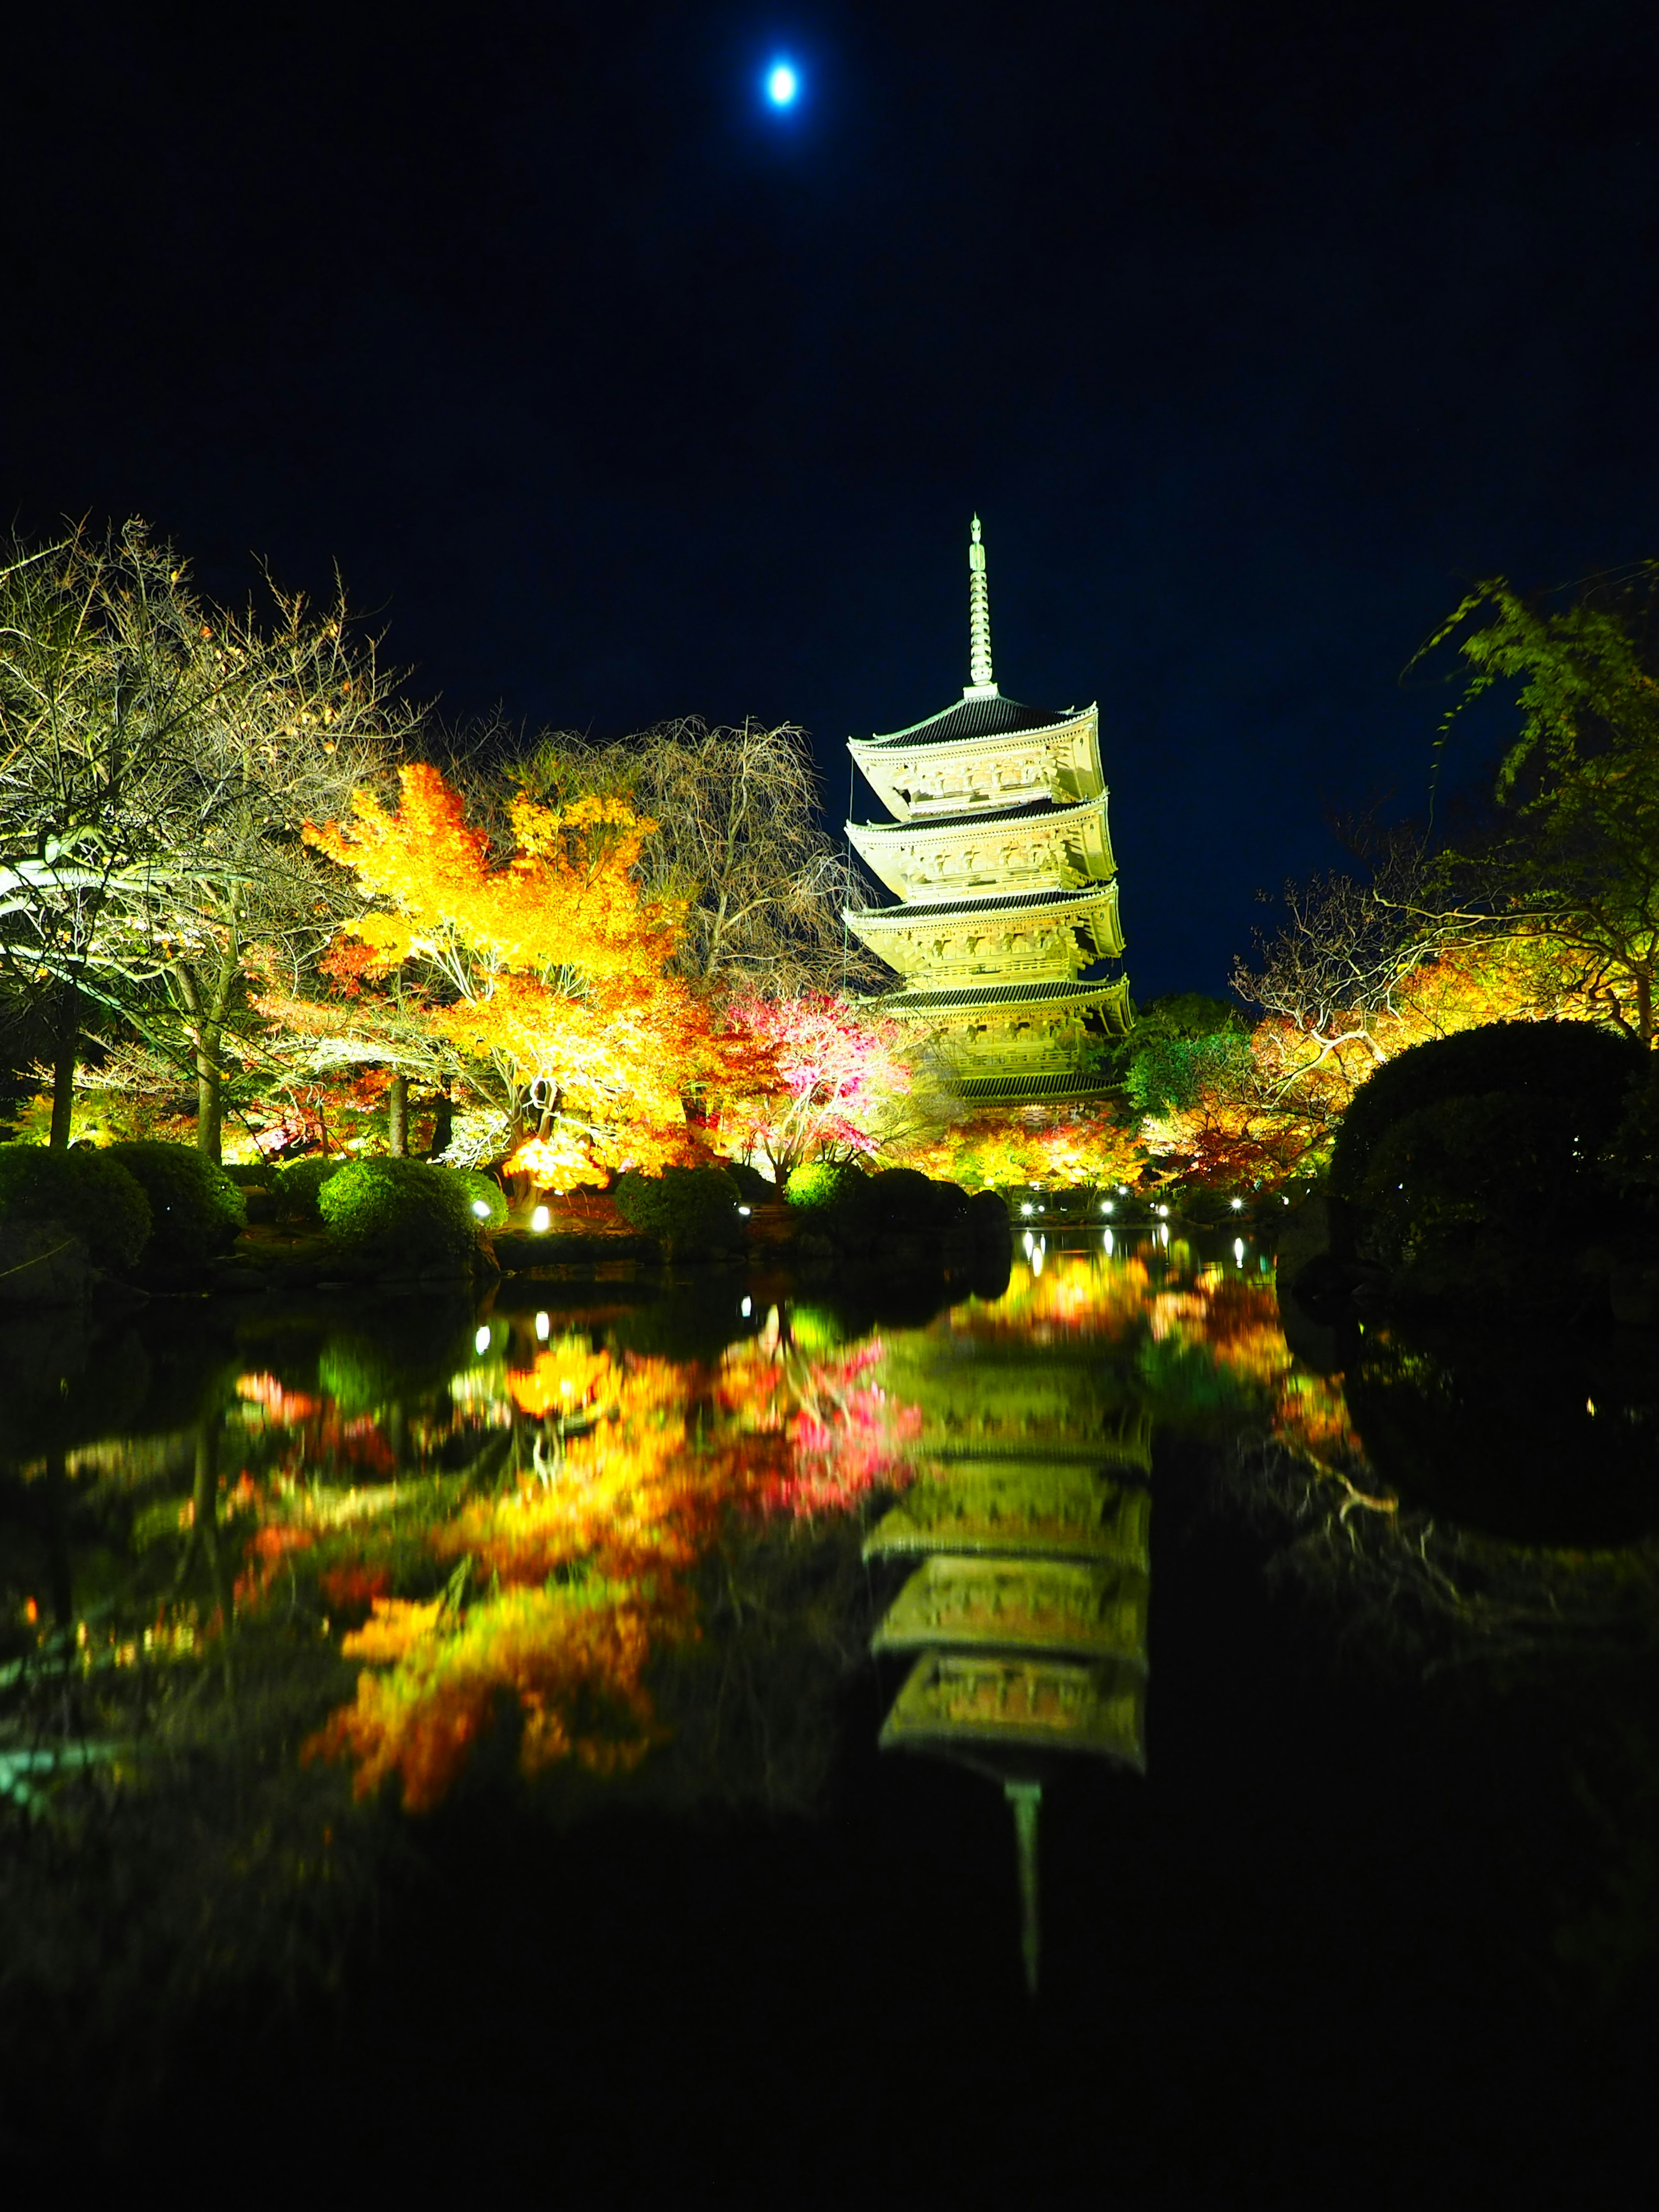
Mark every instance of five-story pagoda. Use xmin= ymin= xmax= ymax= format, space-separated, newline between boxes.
xmin=844 ymin=519 xmax=1130 ymax=1103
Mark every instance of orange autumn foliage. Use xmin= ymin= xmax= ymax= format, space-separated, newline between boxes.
xmin=301 ymin=1329 xmax=924 ymax=1809
xmin=304 ymin=764 xmax=772 ymax=1177
xmin=1143 ymin=936 xmax=1592 ymax=1190
xmin=897 ymin=1101 xmax=1147 ymax=1191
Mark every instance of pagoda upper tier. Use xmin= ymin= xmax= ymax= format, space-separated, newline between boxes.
xmin=847 ymin=789 xmax=1115 ymax=906
xmin=843 ymin=517 xmax=1131 ymax=1105
xmin=848 ymin=697 xmax=1103 ymax=826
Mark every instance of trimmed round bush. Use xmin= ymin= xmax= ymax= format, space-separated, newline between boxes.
xmin=274 ymin=1155 xmax=348 ymax=1224
xmin=1359 ymin=1090 xmax=1604 ymax=1266
xmin=457 ymin=1169 xmax=509 ymax=1231
xmin=0 ymin=1143 xmax=153 ymax=1268
xmin=104 ymin=1141 xmax=245 ymax=1266
xmin=612 ymin=1165 xmax=744 ymax=1256
xmin=222 ymin=1162 xmax=278 ymax=1189
xmin=725 ymin=1159 xmax=776 ymax=1204
xmin=317 ymin=1157 xmax=480 ymax=1272
xmin=785 ymin=1159 xmax=865 ymax=1211
xmin=836 ymin=1167 xmax=956 ymax=1240
xmin=1330 ymin=1020 xmax=1645 ymax=1200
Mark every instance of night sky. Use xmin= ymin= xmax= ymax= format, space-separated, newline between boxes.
xmin=7 ymin=1 xmax=1659 ymax=998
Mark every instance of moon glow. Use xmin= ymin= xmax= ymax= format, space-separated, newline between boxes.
xmin=766 ymin=62 xmax=799 ymax=107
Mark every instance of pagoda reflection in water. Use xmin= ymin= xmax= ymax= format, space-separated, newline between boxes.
xmin=864 ymin=1255 xmax=1152 ymax=1991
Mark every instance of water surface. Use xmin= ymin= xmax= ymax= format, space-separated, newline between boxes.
xmin=2 ymin=1230 xmax=1653 ymax=2187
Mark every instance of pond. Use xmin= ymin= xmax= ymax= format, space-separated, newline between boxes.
xmin=1 ymin=1230 xmax=1654 ymax=2189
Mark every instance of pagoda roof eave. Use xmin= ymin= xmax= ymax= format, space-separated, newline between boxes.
xmin=862 ymin=694 xmax=1098 ymax=750
xmin=862 ymin=976 xmax=1130 ymax=1017
xmin=954 ymin=1069 xmax=1125 ymax=1103
xmin=843 ymin=883 xmax=1121 ymax=931
xmin=845 ymin=791 xmax=1107 ymax=848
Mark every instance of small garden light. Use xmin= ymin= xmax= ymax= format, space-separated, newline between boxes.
xmin=1020 ymin=1201 xmax=1034 ymax=1215
xmin=531 ymin=1204 xmax=550 ymax=1232
xmin=737 ymin=1204 xmax=752 ymax=1217
xmin=472 ymin=1199 xmax=492 ymax=1219
xmin=1230 ymin=1197 xmax=1245 ymax=1211
xmin=474 ymin=1325 xmax=492 ymax=1356
xmin=741 ymin=1295 xmax=753 ymax=1318
xmin=1101 ymin=1200 xmax=1114 ymax=1214
xmin=535 ymin=1311 xmax=550 ymax=1340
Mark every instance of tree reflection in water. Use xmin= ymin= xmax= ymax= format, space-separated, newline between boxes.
xmin=3 ymin=1238 xmax=1657 ymax=2107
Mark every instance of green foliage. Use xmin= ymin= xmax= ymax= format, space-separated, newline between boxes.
xmin=1125 ymin=1029 xmax=1252 ymax=1114
xmin=834 ymin=1167 xmax=971 ymax=1242
xmin=1330 ymin=1020 xmax=1645 ymax=1200
xmin=457 ymin=1170 xmax=509 ymax=1231
xmin=725 ymin=1159 xmax=776 ymax=1203
xmin=273 ymin=1155 xmax=348 ymax=1223
xmin=1358 ymin=1091 xmax=1605 ymax=1268
xmin=1609 ymin=1063 xmax=1659 ymax=1195
xmin=1104 ymin=992 xmax=1249 ymax=1107
xmin=317 ymin=1158 xmax=480 ymax=1272
xmin=1138 ymin=992 xmax=1240 ymax=1037
xmin=222 ymin=1163 xmax=278 ymax=1189
xmin=612 ymin=1165 xmax=743 ymax=1255
xmin=318 ymin=1340 xmax=404 ymax=1417
xmin=1417 ymin=574 xmax=1659 ymax=1043
xmin=784 ymin=1159 xmax=865 ymax=1210
xmin=1413 ymin=571 xmax=1659 ymax=802
xmin=103 ymin=1141 xmax=245 ymax=1266
xmin=0 ymin=1143 xmax=153 ymax=1268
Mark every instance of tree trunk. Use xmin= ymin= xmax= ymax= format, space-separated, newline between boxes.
xmin=388 ymin=1073 xmax=409 ymax=1156
xmin=196 ymin=1018 xmax=224 ymax=1163
xmin=427 ymin=1092 xmax=453 ymax=1160
xmin=192 ymin=934 xmax=242 ymax=1165
xmin=48 ymin=979 xmax=79 ymax=1151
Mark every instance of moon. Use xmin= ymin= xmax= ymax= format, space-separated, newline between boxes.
xmin=765 ymin=62 xmax=799 ymax=107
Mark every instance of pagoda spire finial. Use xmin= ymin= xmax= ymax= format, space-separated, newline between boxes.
xmin=966 ymin=514 xmax=998 ymax=696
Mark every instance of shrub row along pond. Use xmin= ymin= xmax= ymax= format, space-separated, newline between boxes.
xmin=0 ymin=1146 xmax=1011 ymax=1303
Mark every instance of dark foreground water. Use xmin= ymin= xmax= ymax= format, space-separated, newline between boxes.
xmin=2 ymin=1230 xmax=1655 ymax=2194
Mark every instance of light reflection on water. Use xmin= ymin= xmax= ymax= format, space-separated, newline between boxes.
xmin=3 ymin=1225 xmax=1657 ymax=2037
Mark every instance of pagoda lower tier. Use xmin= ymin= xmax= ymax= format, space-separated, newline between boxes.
xmin=867 ymin=974 xmax=1132 ymax=1105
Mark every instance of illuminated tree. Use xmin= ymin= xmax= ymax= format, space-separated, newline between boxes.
xmin=717 ymin=989 xmax=910 ymax=1179
xmin=512 ymin=718 xmax=881 ymax=995
xmin=899 ymin=1100 xmax=1147 ymax=1192
xmin=305 ymin=763 xmax=753 ymax=1181
xmin=0 ymin=523 xmax=412 ymax=1156
xmin=1411 ymin=573 xmax=1659 ymax=1045
xmin=0 ymin=528 xmax=232 ymax=1146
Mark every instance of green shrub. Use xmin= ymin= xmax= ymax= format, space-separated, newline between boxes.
xmin=1330 ymin=1020 xmax=1645 ymax=1200
xmin=1124 ymin=1029 xmax=1252 ymax=1115
xmin=0 ymin=1144 xmax=153 ymax=1268
xmin=222 ymin=1162 xmax=278 ymax=1189
xmin=317 ymin=1157 xmax=480 ymax=1271
xmin=725 ymin=1159 xmax=776 ymax=1204
xmin=456 ymin=1169 xmax=509 ymax=1231
xmin=104 ymin=1141 xmax=245 ymax=1266
xmin=613 ymin=1165 xmax=743 ymax=1255
xmin=1609 ymin=1063 xmax=1659 ymax=1196
xmin=273 ymin=1155 xmax=348 ymax=1224
xmin=785 ymin=1159 xmax=866 ymax=1210
xmin=822 ymin=1167 xmax=976 ymax=1247
xmin=1359 ymin=1090 xmax=1602 ymax=1267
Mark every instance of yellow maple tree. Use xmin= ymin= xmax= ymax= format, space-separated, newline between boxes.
xmin=304 ymin=764 xmax=737 ymax=1180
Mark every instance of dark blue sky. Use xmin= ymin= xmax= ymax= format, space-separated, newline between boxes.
xmin=6 ymin=0 xmax=1659 ymax=996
